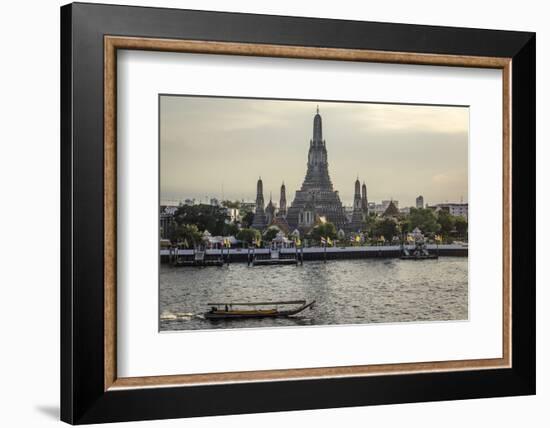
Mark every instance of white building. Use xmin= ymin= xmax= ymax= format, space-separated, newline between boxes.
xmin=433 ymin=203 xmax=468 ymax=220
xmin=225 ymin=207 xmax=240 ymax=223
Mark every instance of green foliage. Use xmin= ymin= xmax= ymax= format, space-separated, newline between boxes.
xmin=263 ymin=226 xmax=282 ymax=242
xmin=310 ymin=222 xmax=338 ymax=242
xmin=241 ymin=211 xmax=255 ymax=228
xmin=222 ymin=200 xmax=240 ymax=209
xmin=222 ymin=222 xmax=239 ymax=237
xmin=173 ymin=224 xmax=202 ymax=248
xmin=400 ymin=218 xmax=411 ymax=234
xmin=454 ymin=216 xmax=468 ymax=238
xmin=173 ymin=204 xmax=229 ymax=235
xmin=361 ymin=213 xmax=377 ymax=235
xmin=373 ymin=217 xmax=399 ymax=241
xmin=437 ymin=210 xmax=455 ymax=236
xmin=236 ymin=228 xmax=261 ymax=245
xmin=408 ymin=208 xmax=441 ymax=234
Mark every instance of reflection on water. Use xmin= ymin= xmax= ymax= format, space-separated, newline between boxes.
xmin=159 ymin=257 xmax=468 ymax=331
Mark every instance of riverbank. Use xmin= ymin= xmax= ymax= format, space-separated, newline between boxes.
xmin=160 ymin=244 xmax=467 ymax=264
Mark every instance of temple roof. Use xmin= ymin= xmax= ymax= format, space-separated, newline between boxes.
xmin=383 ymin=200 xmax=400 ymax=217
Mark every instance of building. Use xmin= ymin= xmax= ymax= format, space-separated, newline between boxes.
xmin=382 ymin=200 xmax=400 ymax=217
xmin=159 ymin=205 xmax=178 ymax=239
xmin=432 ymin=203 xmax=468 ymax=220
xmin=225 ymin=207 xmax=240 ymax=223
xmin=416 ymin=195 xmax=424 ymax=209
xmin=285 ymin=107 xmax=348 ymax=232
xmin=251 ymin=177 xmax=267 ymax=230
xmin=361 ymin=182 xmax=369 ymax=217
xmin=265 ymin=193 xmax=277 ymax=225
xmin=239 ymin=201 xmax=256 ymax=213
xmin=248 ymin=108 xmax=376 ymax=235
xmin=372 ymin=200 xmax=399 ymax=216
xmin=279 ymin=182 xmax=287 ymax=217
xmin=348 ymin=178 xmax=364 ymax=232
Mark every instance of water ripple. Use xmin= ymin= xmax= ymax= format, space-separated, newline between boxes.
xmin=160 ymin=258 xmax=468 ymax=331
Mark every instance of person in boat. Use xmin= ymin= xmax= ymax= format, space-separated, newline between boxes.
xmin=225 ymin=305 xmax=228 ymax=312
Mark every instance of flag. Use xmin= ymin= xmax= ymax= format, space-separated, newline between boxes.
xmin=435 ymin=235 xmax=442 ymax=242
xmin=320 ymin=237 xmax=327 ymax=245
xmin=327 ymin=237 xmax=333 ymax=246
xmin=407 ymin=235 xmax=414 ymax=242
xmin=295 ymin=238 xmax=301 ymax=246
xmin=355 ymin=235 xmax=361 ymax=243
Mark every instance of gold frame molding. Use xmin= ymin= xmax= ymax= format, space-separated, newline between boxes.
xmin=104 ymin=35 xmax=512 ymax=391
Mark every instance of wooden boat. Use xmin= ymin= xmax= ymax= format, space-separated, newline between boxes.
xmin=204 ymin=300 xmax=315 ymax=320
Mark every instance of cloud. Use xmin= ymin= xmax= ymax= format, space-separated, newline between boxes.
xmin=160 ymin=96 xmax=468 ymax=207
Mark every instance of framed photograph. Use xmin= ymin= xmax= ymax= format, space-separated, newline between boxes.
xmin=61 ymin=2 xmax=535 ymax=424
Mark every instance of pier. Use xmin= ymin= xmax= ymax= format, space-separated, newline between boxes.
xmin=161 ymin=244 xmax=467 ymax=265
xmin=169 ymin=247 xmax=224 ymax=267
xmin=248 ymin=246 xmax=303 ymax=266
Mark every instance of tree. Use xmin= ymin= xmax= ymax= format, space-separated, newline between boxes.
xmin=361 ymin=213 xmax=377 ymax=236
xmin=222 ymin=222 xmax=239 ymax=237
xmin=222 ymin=200 xmax=240 ymax=209
xmin=400 ymin=218 xmax=411 ymax=235
xmin=455 ymin=216 xmax=468 ymax=238
xmin=437 ymin=210 xmax=455 ymax=236
xmin=373 ymin=217 xmax=399 ymax=241
xmin=236 ymin=228 xmax=261 ymax=246
xmin=173 ymin=204 xmax=229 ymax=235
xmin=310 ymin=222 xmax=337 ymax=243
xmin=408 ymin=208 xmax=440 ymax=234
xmin=263 ymin=226 xmax=281 ymax=242
xmin=173 ymin=224 xmax=202 ymax=248
xmin=241 ymin=211 xmax=255 ymax=228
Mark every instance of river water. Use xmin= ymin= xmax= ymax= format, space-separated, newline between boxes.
xmin=159 ymin=257 xmax=468 ymax=331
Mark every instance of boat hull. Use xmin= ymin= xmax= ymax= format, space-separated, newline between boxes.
xmin=204 ymin=301 xmax=315 ymax=320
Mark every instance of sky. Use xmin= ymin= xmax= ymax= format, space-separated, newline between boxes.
xmin=160 ymin=95 xmax=468 ymax=208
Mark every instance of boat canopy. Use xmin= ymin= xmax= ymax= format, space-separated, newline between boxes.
xmin=207 ymin=300 xmax=306 ymax=306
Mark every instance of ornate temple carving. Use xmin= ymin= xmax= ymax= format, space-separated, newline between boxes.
xmin=286 ymin=107 xmax=348 ymax=233
xmin=251 ymin=108 xmax=370 ymax=236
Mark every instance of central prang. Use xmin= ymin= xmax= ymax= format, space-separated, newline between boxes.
xmin=251 ymin=107 xmax=368 ymax=236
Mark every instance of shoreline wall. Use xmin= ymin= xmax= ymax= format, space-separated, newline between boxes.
xmin=160 ymin=244 xmax=468 ymax=264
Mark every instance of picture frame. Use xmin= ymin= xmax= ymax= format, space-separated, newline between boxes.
xmin=60 ymin=2 xmax=535 ymax=424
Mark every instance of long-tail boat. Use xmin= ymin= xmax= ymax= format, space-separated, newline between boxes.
xmin=204 ymin=300 xmax=315 ymax=320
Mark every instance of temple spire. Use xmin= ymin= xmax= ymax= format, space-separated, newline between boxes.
xmin=349 ymin=177 xmax=364 ymax=232
xmin=251 ymin=176 xmax=267 ymax=230
xmin=313 ymin=106 xmax=323 ymax=142
xmin=279 ymin=182 xmax=287 ymax=217
xmin=286 ymin=108 xmax=347 ymax=231
xmin=361 ymin=182 xmax=369 ymax=214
